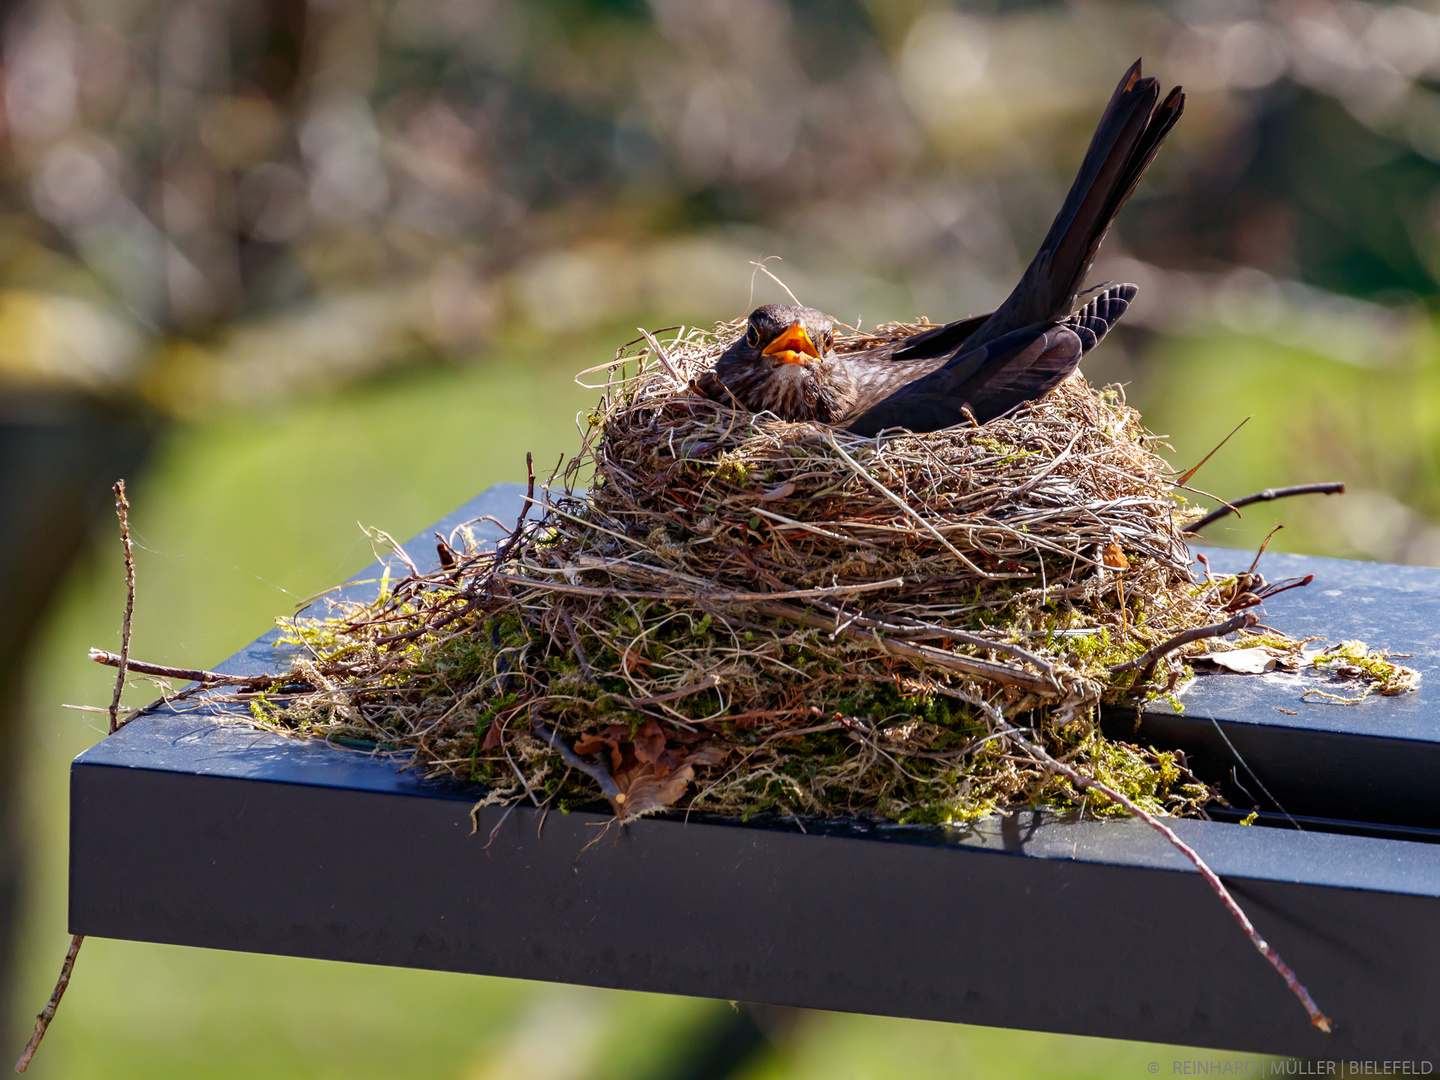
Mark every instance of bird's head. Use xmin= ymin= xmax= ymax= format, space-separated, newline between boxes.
xmin=698 ymin=303 xmax=855 ymax=424
xmin=740 ymin=304 xmax=835 ymax=368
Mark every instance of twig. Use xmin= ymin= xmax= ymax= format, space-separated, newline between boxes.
xmin=1210 ymin=718 xmax=1301 ymax=831
xmin=531 ymin=718 xmax=625 ymax=807
xmin=14 ymin=934 xmax=85 ymax=1072
xmin=503 ymin=574 xmax=906 ymax=604
xmin=557 ymin=607 xmax=593 ymax=681
xmin=108 ymin=481 xmax=135 ymax=733
xmin=1232 ymin=574 xmax=1314 ymax=611
xmin=998 ymin=721 xmax=1333 ymax=1033
xmin=752 ymin=599 xmax=1057 ymax=696
xmin=26 ymin=486 xmax=133 ymax=1068
xmin=489 ymin=452 xmax=537 ymax=573
xmin=748 ymin=256 xmax=803 ymax=307
xmin=617 ymin=676 xmax=719 ymax=707
xmin=368 ymin=453 xmax=544 ymax=650
xmin=1110 ymin=613 xmax=1257 ymax=676
xmin=89 ymin=649 xmax=280 ymax=688
xmin=1174 ymin=416 xmax=1250 ymax=487
xmin=807 ymin=601 xmax=1056 ymax=681
xmin=1186 ymin=483 xmax=1345 ymax=534
xmin=638 ymin=327 xmax=684 ymax=385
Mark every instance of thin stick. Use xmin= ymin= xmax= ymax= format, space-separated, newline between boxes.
xmin=531 ymin=718 xmax=624 ymax=807
xmin=999 ymin=721 xmax=1333 ymax=1033
xmin=89 ymin=649 xmax=279 ymax=688
xmin=1210 ymin=718 xmax=1302 ymax=831
xmin=619 ymin=676 xmax=719 ymax=707
xmin=108 ymin=481 xmax=135 ymax=734
xmin=748 ymin=257 xmax=802 ymax=307
xmin=637 ymin=327 xmax=684 ymax=386
xmin=1110 ymin=613 xmax=1257 ymax=675
xmin=503 ymin=574 xmax=906 ymax=604
xmin=1174 ymin=416 xmax=1250 ymax=487
xmin=557 ymin=607 xmax=594 ymax=682
xmin=14 ymin=934 xmax=84 ymax=1072
xmin=491 ymin=453 xmax=537 ymax=571
xmin=1186 ymin=484 xmax=1345 ymax=534
xmin=806 ymin=601 xmax=1056 ymax=679
xmin=751 ymin=599 xmax=1057 ymax=696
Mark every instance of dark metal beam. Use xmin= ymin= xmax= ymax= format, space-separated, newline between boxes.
xmin=67 ymin=484 xmax=1440 ymax=1059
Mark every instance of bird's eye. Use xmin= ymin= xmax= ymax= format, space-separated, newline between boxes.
xmin=745 ymin=324 xmax=760 ymax=348
xmin=823 ymin=331 xmax=834 ymax=350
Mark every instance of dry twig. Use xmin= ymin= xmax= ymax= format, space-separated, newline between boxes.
xmin=108 ymin=480 xmax=135 ymax=733
xmin=999 ymin=719 xmax=1333 ymax=1033
xmin=89 ymin=649 xmax=280 ymax=688
xmin=14 ymin=934 xmax=84 ymax=1073
xmin=17 ymin=481 xmax=140 ymax=1071
xmin=1110 ymin=613 xmax=1259 ymax=677
xmin=1187 ymin=483 xmax=1346 ymax=533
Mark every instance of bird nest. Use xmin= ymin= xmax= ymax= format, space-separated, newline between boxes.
xmin=245 ymin=320 xmax=1402 ymax=823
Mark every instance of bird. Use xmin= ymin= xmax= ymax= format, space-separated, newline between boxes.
xmin=695 ymin=60 xmax=1184 ymax=436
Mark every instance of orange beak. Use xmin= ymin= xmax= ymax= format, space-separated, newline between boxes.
xmin=761 ymin=322 xmax=820 ymax=365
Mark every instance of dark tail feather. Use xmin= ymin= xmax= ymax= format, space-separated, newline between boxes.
xmin=1066 ymin=283 xmax=1137 ymax=351
xmin=966 ymin=61 xmax=1183 ymax=351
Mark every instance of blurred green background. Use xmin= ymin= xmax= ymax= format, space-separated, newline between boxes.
xmin=7 ymin=0 xmax=1440 ymax=1073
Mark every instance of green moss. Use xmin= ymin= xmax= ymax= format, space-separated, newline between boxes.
xmin=1310 ymin=639 xmax=1421 ymax=697
xmin=711 ymin=452 xmax=752 ymax=486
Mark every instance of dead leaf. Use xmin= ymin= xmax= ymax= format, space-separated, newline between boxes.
xmin=616 ymin=762 xmax=694 ymax=817
xmin=632 ymin=719 xmax=667 ymax=765
xmin=1101 ymin=541 xmax=1129 ymax=570
xmin=1196 ymin=647 xmax=1276 ymax=674
xmin=571 ymin=733 xmax=610 ymax=756
xmin=480 ymin=721 xmax=504 ymax=750
xmin=759 ymin=481 xmax=796 ymax=501
xmin=686 ymin=743 xmax=728 ymax=767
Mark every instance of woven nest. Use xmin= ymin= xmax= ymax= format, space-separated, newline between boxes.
xmin=247 ymin=319 xmax=1409 ymax=823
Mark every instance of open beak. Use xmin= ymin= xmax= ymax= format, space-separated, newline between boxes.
xmin=761 ymin=323 xmax=821 ymax=365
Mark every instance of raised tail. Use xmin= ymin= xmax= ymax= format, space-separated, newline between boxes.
xmin=964 ymin=60 xmax=1183 ymax=353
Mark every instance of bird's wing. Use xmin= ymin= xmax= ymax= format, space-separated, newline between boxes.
xmin=843 ymin=323 xmax=1085 ymax=437
xmin=843 ymin=283 xmax=1137 ymax=434
xmin=959 ymin=324 xmax=1086 ymax=421
xmin=888 ymin=313 xmax=991 ymax=361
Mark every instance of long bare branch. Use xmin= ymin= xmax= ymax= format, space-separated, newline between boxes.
xmin=1186 ymin=483 xmax=1345 ymax=533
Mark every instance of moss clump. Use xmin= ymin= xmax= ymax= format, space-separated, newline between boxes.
xmin=1308 ymin=640 xmax=1420 ymax=700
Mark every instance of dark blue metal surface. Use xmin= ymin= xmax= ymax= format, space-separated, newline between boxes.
xmin=68 ymin=485 xmax=1440 ymax=1058
xmin=1132 ymin=547 xmax=1440 ymax=827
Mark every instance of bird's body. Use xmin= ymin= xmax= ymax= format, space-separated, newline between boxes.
xmin=697 ymin=61 xmax=1183 ymax=434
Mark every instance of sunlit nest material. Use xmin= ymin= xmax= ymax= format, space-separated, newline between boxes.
xmin=236 ymin=320 xmax=1416 ymax=824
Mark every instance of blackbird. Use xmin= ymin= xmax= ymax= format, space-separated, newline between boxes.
xmin=697 ymin=60 xmax=1183 ymax=434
